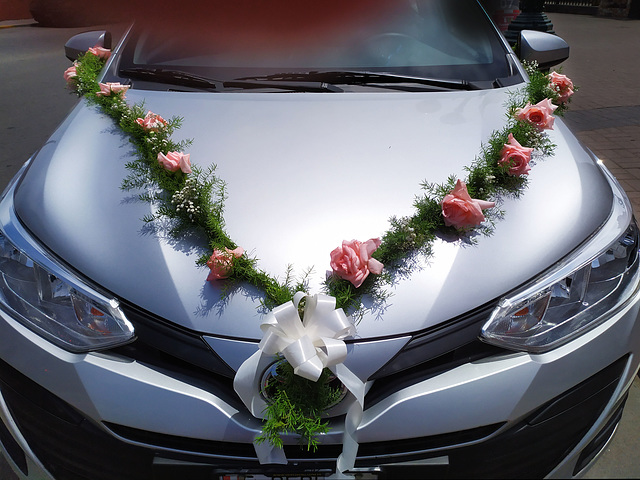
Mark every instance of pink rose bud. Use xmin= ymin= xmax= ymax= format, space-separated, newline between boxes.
xmin=157 ymin=151 xmax=192 ymax=174
xmin=441 ymin=180 xmax=495 ymax=229
xmin=207 ymin=247 xmax=244 ymax=281
xmin=96 ymin=82 xmax=130 ymax=97
xmin=514 ymin=98 xmax=557 ymax=131
xmin=549 ymin=71 xmax=574 ymax=104
xmin=330 ymin=238 xmax=384 ymax=288
xmin=63 ymin=65 xmax=77 ymax=84
xmin=178 ymin=153 xmax=192 ymax=174
xmin=87 ymin=46 xmax=111 ymax=59
xmin=499 ymin=133 xmax=534 ymax=176
xmin=136 ymin=111 xmax=168 ymax=132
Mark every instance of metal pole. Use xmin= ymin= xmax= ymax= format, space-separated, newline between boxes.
xmin=504 ymin=0 xmax=555 ymax=45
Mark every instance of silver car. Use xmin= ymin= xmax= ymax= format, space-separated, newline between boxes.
xmin=1 ymin=1 xmax=639 ymax=479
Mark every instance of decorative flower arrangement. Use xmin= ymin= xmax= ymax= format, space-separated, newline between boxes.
xmin=233 ymin=292 xmax=365 ymax=467
xmin=330 ymin=238 xmax=384 ymax=288
xmin=63 ymin=63 xmax=77 ymax=85
xmin=206 ymin=247 xmax=245 ymax=281
xmin=514 ymin=97 xmax=558 ymax=131
xmin=65 ymin=47 xmax=575 ymax=474
xmin=549 ymin=71 xmax=575 ymax=104
xmin=499 ymin=133 xmax=534 ymax=176
xmin=441 ymin=180 xmax=496 ymax=229
xmin=87 ymin=45 xmax=111 ymax=59
xmin=136 ymin=110 xmax=168 ymax=132
xmin=96 ymin=81 xmax=130 ymax=97
xmin=157 ymin=150 xmax=192 ymax=173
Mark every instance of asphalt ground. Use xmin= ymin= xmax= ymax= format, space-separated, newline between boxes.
xmin=0 ymin=11 xmax=639 ymax=479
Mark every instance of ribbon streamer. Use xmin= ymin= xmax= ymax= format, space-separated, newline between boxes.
xmin=233 ymin=293 xmax=365 ymax=476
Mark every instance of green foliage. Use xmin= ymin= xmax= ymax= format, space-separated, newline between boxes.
xmin=522 ymin=61 xmax=576 ymax=116
xmin=70 ymin=48 xmax=569 ymax=319
xmin=68 ymin=49 xmax=576 ymax=451
xmin=324 ymin=273 xmax=367 ymax=315
xmin=256 ymin=362 xmax=342 ymax=450
xmin=523 ymin=61 xmax=556 ymax=106
xmin=71 ymin=52 xmax=105 ymax=97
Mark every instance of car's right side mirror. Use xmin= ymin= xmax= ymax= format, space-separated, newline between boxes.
xmin=517 ymin=30 xmax=570 ymax=70
xmin=65 ymin=30 xmax=112 ymax=61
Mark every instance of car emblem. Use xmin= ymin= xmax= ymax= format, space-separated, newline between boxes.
xmin=260 ymin=360 xmax=349 ymax=410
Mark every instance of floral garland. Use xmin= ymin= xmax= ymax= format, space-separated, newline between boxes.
xmin=64 ymin=47 xmax=575 ymax=471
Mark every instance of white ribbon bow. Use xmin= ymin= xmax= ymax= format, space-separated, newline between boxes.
xmin=233 ymin=293 xmax=365 ymax=475
xmin=259 ymin=292 xmax=354 ymax=381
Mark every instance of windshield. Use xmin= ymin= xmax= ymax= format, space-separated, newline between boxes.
xmin=117 ymin=0 xmax=519 ymax=90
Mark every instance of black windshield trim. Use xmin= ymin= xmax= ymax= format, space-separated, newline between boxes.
xmin=119 ymin=67 xmax=344 ymax=92
xmin=235 ymin=70 xmax=484 ymax=91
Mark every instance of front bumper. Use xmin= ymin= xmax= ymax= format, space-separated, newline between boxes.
xmin=1 ymin=285 xmax=639 ymax=479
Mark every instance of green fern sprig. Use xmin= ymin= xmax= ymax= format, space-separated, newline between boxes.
xmin=256 ymin=361 xmax=342 ymax=451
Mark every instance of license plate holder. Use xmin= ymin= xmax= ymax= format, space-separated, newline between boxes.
xmin=219 ymin=473 xmax=327 ymax=480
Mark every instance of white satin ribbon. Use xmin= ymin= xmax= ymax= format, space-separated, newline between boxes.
xmin=233 ymin=293 xmax=365 ymax=475
xmin=260 ymin=292 xmax=354 ymax=381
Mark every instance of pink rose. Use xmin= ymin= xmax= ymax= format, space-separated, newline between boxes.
xmin=514 ymin=98 xmax=557 ymax=130
xmin=330 ymin=238 xmax=384 ymax=288
xmin=441 ymin=180 xmax=495 ymax=229
xmin=549 ymin=71 xmax=574 ymax=104
xmin=63 ymin=65 xmax=77 ymax=84
xmin=499 ymin=133 xmax=534 ymax=176
xmin=157 ymin=151 xmax=192 ymax=174
xmin=136 ymin=111 xmax=168 ymax=132
xmin=87 ymin=46 xmax=111 ymax=59
xmin=207 ymin=247 xmax=244 ymax=281
xmin=96 ymin=82 xmax=130 ymax=97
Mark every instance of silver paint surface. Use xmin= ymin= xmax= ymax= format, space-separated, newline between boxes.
xmin=13 ymin=88 xmax=612 ymax=339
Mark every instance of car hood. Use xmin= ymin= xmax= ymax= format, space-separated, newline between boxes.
xmin=14 ymin=88 xmax=612 ymax=341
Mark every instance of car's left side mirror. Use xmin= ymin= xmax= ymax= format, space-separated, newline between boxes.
xmin=65 ymin=30 xmax=112 ymax=61
xmin=516 ymin=30 xmax=569 ymax=70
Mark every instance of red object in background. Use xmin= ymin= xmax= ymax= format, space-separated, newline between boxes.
xmin=482 ymin=0 xmax=522 ymax=31
xmin=23 ymin=0 xmax=396 ymax=30
xmin=493 ymin=8 xmax=522 ymax=31
xmin=134 ymin=0 xmax=399 ymax=49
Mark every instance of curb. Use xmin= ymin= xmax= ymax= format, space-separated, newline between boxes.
xmin=0 ymin=19 xmax=37 ymax=29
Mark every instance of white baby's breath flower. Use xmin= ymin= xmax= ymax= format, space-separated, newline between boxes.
xmin=171 ymin=178 xmax=201 ymax=222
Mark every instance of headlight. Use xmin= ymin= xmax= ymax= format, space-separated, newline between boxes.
xmin=0 ymin=231 xmax=134 ymax=352
xmin=481 ymin=220 xmax=640 ymax=353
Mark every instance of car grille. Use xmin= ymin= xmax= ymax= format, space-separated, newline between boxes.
xmin=0 ymin=354 xmax=628 ymax=479
xmin=112 ymin=300 xmax=504 ymax=414
xmin=364 ymin=300 xmax=506 ymax=408
xmin=116 ymin=302 xmax=236 ymax=378
xmin=110 ymin=303 xmax=244 ymax=411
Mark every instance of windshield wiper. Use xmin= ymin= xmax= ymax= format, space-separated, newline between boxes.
xmin=223 ymin=79 xmax=343 ymax=92
xmin=120 ymin=67 xmax=343 ymax=92
xmin=237 ymin=71 xmax=482 ymax=91
xmin=119 ymin=68 xmax=222 ymax=91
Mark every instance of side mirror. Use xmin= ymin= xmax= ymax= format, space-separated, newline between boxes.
xmin=517 ymin=30 xmax=569 ymax=70
xmin=65 ymin=30 xmax=112 ymax=61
